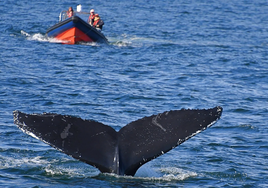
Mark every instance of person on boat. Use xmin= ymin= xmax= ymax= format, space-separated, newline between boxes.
xmin=88 ymin=9 xmax=95 ymax=26
xmin=67 ymin=7 xmax=74 ymax=17
xmin=93 ymin=14 xmax=104 ymax=31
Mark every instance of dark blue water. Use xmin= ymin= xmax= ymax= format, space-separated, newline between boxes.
xmin=1 ymin=0 xmax=268 ymax=187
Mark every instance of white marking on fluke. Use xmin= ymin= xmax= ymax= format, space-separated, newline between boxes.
xmin=152 ymin=114 xmax=166 ymax=132
xmin=61 ymin=124 xmax=71 ymax=139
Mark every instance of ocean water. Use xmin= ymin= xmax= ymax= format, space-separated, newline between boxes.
xmin=1 ymin=0 xmax=268 ymax=187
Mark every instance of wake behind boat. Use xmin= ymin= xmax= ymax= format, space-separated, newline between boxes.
xmin=46 ymin=5 xmax=108 ymax=44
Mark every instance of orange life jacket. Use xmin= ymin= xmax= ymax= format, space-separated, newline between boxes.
xmin=93 ymin=19 xmax=99 ymax=26
xmin=88 ymin=14 xmax=95 ymax=24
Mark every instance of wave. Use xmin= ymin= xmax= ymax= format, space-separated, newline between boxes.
xmin=0 ymin=153 xmax=196 ymax=181
xmin=20 ymin=30 xmax=102 ymax=46
xmin=21 ymin=30 xmax=63 ymax=43
xmin=20 ymin=30 xmax=171 ymax=47
xmin=95 ymin=166 xmax=197 ymax=182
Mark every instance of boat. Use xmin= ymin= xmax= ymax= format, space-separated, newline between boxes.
xmin=46 ymin=5 xmax=108 ymax=44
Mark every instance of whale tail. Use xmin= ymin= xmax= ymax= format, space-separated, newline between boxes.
xmin=13 ymin=106 xmax=222 ymax=176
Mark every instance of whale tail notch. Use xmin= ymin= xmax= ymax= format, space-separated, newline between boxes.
xmin=13 ymin=106 xmax=222 ymax=176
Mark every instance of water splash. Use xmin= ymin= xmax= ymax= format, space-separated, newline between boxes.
xmin=0 ymin=155 xmax=54 ymax=169
xmin=44 ymin=164 xmax=99 ymax=178
xmin=97 ymin=166 xmax=197 ymax=182
xmin=20 ymin=30 xmax=103 ymax=46
xmin=159 ymin=167 xmax=198 ymax=181
xmin=21 ymin=30 xmax=65 ymax=43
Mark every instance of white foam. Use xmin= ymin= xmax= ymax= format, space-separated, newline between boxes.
xmin=160 ymin=167 xmax=198 ymax=181
xmin=20 ymin=30 xmax=66 ymax=44
xmin=0 ymin=155 xmax=54 ymax=169
xmin=44 ymin=164 xmax=99 ymax=177
xmin=101 ymin=165 xmax=197 ymax=182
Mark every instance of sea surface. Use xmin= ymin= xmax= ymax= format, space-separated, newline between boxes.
xmin=1 ymin=0 xmax=268 ymax=187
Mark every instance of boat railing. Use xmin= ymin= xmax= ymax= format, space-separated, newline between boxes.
xmin=59 ymin=10 xmax=68 ymax=22
xmin=59 ymin=10 xmax=90 ymax=22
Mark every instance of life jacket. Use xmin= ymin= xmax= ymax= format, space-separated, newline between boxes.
xmin=88 ymin=14 xmax=95 ymax=24
xmin=89 ymin=14 xmax=95 ymax=20
xmin=68 ymin=13 xmax=72 ymax=17
xmin=93 ymin=18 xmax=100 ymax=27
xmin=67 ymin=10 xmax=73 ymax=17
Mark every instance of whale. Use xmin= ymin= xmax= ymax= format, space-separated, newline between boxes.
xmin=13 ymin=106 xmax=222 ymax=176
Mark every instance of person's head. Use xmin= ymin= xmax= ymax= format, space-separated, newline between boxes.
xmin=94 ymin=14 xmax=100 ymax=21
xmin=90 ymin=9 xmax=95 ymax=14
xmin=68 ymin=7 xmax=73 ymax=12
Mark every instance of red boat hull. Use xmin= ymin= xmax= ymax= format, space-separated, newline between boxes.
xmin=56 ymin=27 xmax=93 ymax=44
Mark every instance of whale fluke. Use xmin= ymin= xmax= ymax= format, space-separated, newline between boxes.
xmin=13 ymin=106 xmax=222 ymax=176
